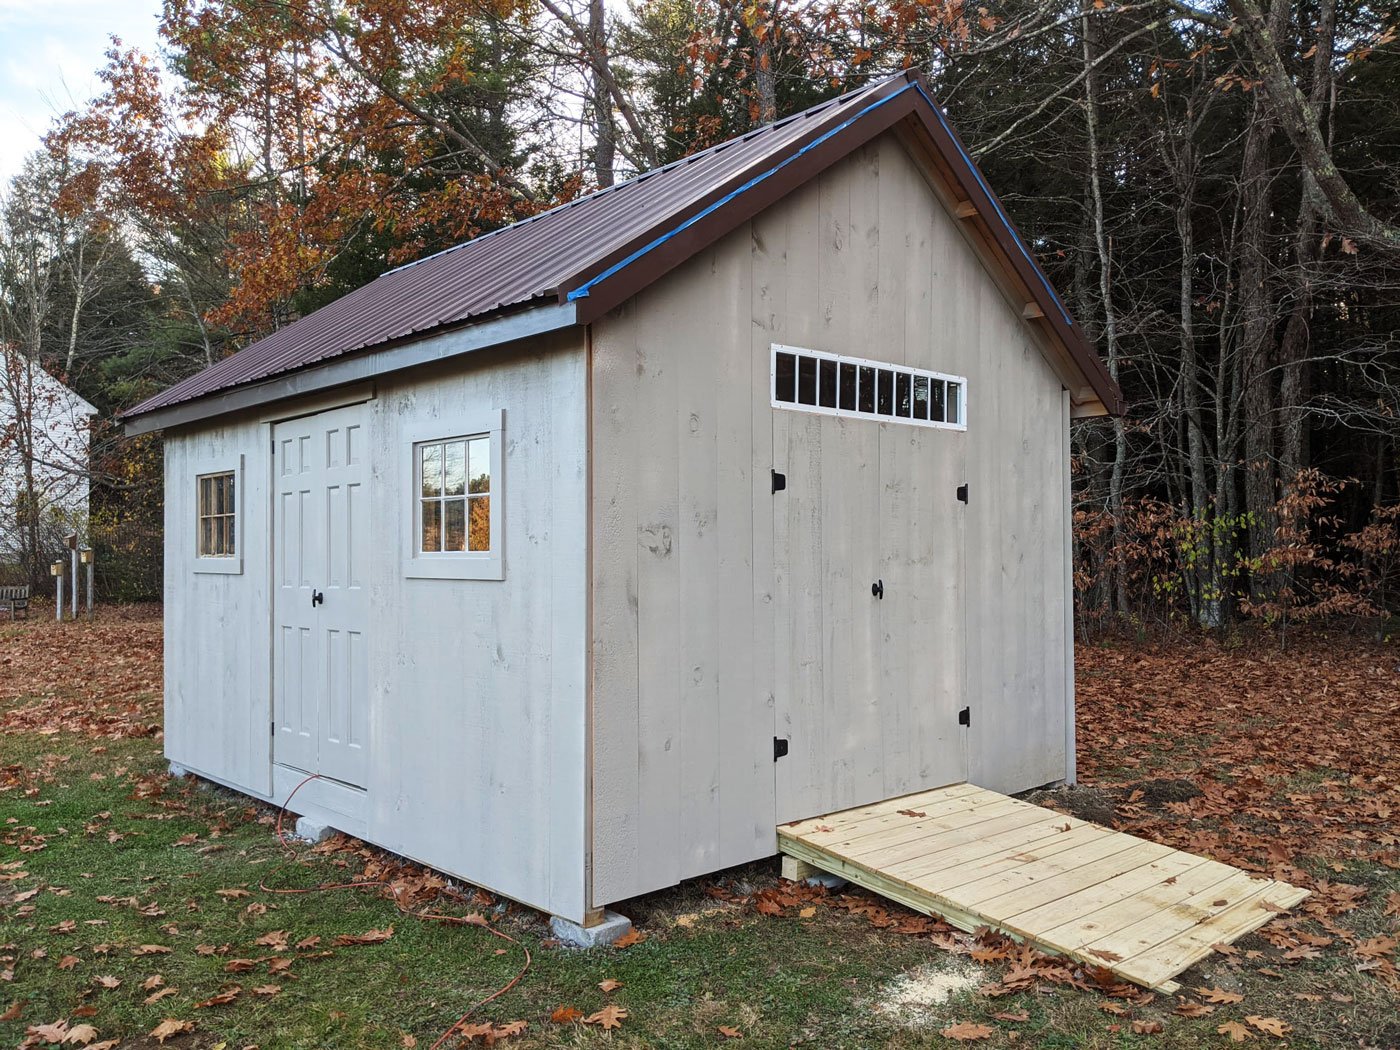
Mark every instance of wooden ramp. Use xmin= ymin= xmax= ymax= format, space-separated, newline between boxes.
xmin=778 ymin=783 xmax=1309 ymax=993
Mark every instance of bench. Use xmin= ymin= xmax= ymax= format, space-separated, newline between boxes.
xmin=0 ymin=585 xmax=30 ymax=620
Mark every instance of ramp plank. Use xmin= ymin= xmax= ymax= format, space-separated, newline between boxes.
xmin=777 ymin=782 xmax=1308 ymax=994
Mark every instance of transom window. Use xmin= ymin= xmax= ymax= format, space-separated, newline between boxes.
xmin=197 ymin=471 xmax=236 ymax=557
xmin=771 ymin=344 xmax=966 ymax=430
xmin=417 ymin=436 xmax=491 ymax=554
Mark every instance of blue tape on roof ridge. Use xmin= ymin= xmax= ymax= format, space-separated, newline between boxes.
xmin=567 ymin=82 xmax=916 ymax=303
xmin=568 ymin=79 xmax=1076 ymax=335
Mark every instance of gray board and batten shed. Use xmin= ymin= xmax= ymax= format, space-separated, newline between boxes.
xmin=124 ymin=71 xmax=1123 ymax=926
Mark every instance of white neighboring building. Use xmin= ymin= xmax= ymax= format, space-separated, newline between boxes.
xmin=0 ymin=353 xmax=98 ymax=564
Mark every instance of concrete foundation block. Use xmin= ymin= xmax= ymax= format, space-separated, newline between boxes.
xmin=550 ymin=910 xmax=633 ymax=948
xmin=293 ymin=816 xmax=334 ymax=844
xmin=781 ymin=855 xmax=848 ymax=890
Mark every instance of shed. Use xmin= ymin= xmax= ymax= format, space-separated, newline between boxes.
xmin=122 ymin=71 xmax=1124 ymax=932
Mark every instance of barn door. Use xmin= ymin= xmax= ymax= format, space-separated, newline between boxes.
xmin=876 ymin=422 xmax=968 ymax=797
xmin=772 ymin=407 xmax=882 ymax=824
xmin=272 ymin=403 xmax=370 ymax=788
xmin=772 ymin=401 xmax=967 ymax=825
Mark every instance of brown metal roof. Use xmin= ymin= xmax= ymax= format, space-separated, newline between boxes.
xmin=123 ymin=72 xmax=1122 ymax=422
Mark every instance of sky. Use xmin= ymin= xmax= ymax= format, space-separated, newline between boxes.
xmin=0 ymin=0 xmax=162 ymax=182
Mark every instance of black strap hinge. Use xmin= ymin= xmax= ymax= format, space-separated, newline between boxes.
xmin=958 ymin=706 xmax=970 ymax=727
xmin=956 ymin=483 xmax=969 ymax=504
xmin=772 ymin=469 xmax=786 ymax=493
xmin=773 ymin=737 xmax=789 ymax=761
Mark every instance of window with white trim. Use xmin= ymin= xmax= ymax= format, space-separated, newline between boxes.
xmin=197 ymin=471 xmax=236 ymax=557
xmin=771 ymin=344 xmax=966 ymax=429
xmin=404 ymin=409 xmax=504 ymax=581
xmin=417 ymin=435 xmax=492 ymax=554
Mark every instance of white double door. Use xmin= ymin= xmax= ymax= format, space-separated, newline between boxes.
xmin=272 ymin=403 xmax=370 ymax=788
xmin=773 ymin=409 xmax=967 ymax=823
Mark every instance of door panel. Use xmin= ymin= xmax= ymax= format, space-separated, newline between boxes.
xmin=878 ymin=423 xmax=966 ymax=797
xmin=272 ymin=403 xmax=370 ymax=788
xmin=773 ymin=409 xmax=881 ymax=823
xmin=274 ymin=421 xmax=320 ymax=775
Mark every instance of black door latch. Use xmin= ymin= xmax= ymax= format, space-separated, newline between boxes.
xmin=773 ymin=737 xmax=789 ymax=761
xmin=311 ymin=589 xmax=324 ymax=607
xmin=958 ymin=706 xmax=970 ymax=727
xmin=871 ymin=579 xmax=884 ymax=599
xmin=771 ymin=469 xmax=786 ymax=493
xmin=957 ymin=483 xmax=969 ymax=504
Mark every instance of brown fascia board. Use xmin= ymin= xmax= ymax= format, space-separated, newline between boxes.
xmin=562 ymin=70 xmax=1125 ymax=418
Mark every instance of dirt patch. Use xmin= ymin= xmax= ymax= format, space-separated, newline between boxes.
xmin=1024 ymin=784 xmax=1120 ymax=827
xmin=872 ymin=961 xmax=985 ymax=1027
xmin=1125 ymin=777 xmax=1203 ymax=808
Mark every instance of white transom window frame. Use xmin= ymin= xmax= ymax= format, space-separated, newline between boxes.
xmin=192 ymin=453 xmax=244 ymax=575
xmin=769 ymin=343 xmax=968 ymax=432
xmin=402 ymin=408 xmax=505 ymax=581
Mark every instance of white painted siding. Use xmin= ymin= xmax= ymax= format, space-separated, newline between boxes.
xmin=589 ymin=131 xmax=1071 ymax=907
xmin=0 ymin=361 xmax=97 ymax=562
xmin=163 ymin=330 xmax=590 ymax=922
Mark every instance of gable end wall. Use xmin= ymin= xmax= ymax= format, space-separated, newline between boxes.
xmin=589 ymin=130 xmax=1072 ymax=908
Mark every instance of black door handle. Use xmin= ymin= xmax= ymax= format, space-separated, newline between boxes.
xmin=311 ymin=589 xmax=324 ymax=607
xmin=872 ymin=579 xmax=884 ymax=599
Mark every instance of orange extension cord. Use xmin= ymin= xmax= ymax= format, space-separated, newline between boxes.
xmin=259 ymin=773 xmax=532 ymax=1050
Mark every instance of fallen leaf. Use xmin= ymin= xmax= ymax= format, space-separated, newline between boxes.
xmin=1088 ymin=948 xmax=1123 ymax=962
xmin=144 ymin=987 xmax=178 ymax=1005
xmin=611 ymin=928 xmax=645 ymax=949
xmin=718 ymin=1025 xmax=743 ymax=1038
xmin=61 ymin=1023 xmax=99 ymax=1045
xmin=993 ymin=1010 xmax=1030 ymax=1022
xmin=940 ymin=1021 xmax=994 ymax=1041
xmin=897 ymin=809 xmax=927 ymax=818
xmin=194 ymin=989 xmax=240 ymax=1008
xmin=92 ymin=975 xmax=120 ymax=990
xmin=583 ymin=1004 xmax=628 ymax=1030
xmin=252 ymin=985 xmax=281 ymax=996
xmin=223 ymin=960 xmax=256 ymax=973
xmin=132 ymin=945 xmax=171 ymax=956
xmin=798 ymin=906 xmax=816 ymax=918
xmin=149 ymin=1018 xmax=194 ymax=1043
xmin=295 ymin=935 xmax=321 ymax=950
xmin=333 ymin=926 xmax=394 ymax=946
xmin=0 ymin=1002 xmax=22 ymax=1022
xmin=1174 ymin=1000 xmax=1214 ymax=1018
xmin=142 ymin=975 xmax=164 ymax=991
xmin=1132 ymin=1019 xmax=1164 ymax=1034
xmin=597 ymin=978 xmax=623 ymax=992
xmin=550 ymin=1006 xmax=582 ymax=1023
xmin=1216 ymin=1020 xmax=1251 ymax=1042
xmin=1196 ymin=986 xmax=1244 ymax=1004
xmin=214 ymin=888 xmax=250 ymax=899
xmin=1246 ymin=1016 xmax=1291 ymax=1038
xmin=56 ymin=956 xmax=80 ymax=971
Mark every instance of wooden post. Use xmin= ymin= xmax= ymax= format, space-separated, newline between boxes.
xmin=81 ymin=548 xmax=94 ymax=617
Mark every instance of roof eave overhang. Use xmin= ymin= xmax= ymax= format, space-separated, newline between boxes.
xmin=558 ymin=71 xmax=1124 ymax=419
xmin=122 ymin=300 xmax=577 ymax=436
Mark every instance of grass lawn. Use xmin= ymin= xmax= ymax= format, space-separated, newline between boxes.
xmin=3 ymin=606 xmax=1399 ymax=1048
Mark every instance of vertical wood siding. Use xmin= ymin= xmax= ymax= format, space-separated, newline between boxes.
xmin=164 ymin=420 xmax=271 ymax=796
xmin=163 ymin=331 xmax=590 ymax=922
xmin=590 ymin=131 xmax=1071 ymax=907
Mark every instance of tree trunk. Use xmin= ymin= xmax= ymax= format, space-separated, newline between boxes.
xmin=589 ymin=0 xmax=616 ymax=187
xmin=1082 ymin=1 xmax=1129 ymax=617
xmin=1277 ymin=0 xmax=1335 ymax=483
xmin=1236 ymin=0 xmax=1290 ymax=602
